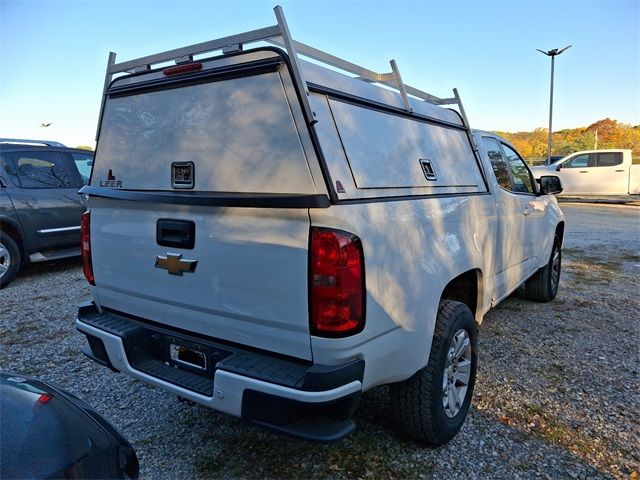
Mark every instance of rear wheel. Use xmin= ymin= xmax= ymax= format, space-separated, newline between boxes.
xmin=525 ymin=234 xmax=561 ymax=302
xmin=0 ymin=232 xmax=21 ymax=289
xmin=390 ymin=300 xmax=478 ymax=446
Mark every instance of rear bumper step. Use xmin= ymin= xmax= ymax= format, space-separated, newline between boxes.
xmin=76 ymin=301 xmax=363 ymax=441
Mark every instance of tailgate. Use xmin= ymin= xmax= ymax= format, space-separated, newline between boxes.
xmin=90 ymin=198 xmax=313 ymax=360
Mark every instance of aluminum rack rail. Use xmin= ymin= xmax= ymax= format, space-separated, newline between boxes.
xmin=96 ymin=5 xmax=473 ymax=142
xmin=0 ymin=138 xmax=67 ymax=148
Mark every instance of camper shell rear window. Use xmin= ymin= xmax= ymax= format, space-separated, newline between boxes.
xmin=92 ymin=52 xmax=317 ymax=196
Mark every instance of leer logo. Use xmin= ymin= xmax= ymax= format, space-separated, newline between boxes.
xmin=155 ymin=253 xmax=198 ymax=275
xmin=99 ymin=169 xmax=123 ymax=188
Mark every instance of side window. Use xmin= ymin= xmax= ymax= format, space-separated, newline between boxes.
xmin=595 ymin=152 xmax=622 ymax=167
xmin=13 ymin=151 xmax=71 ymax=189
xmin=482 ymin=137 xmax=512 ymax=190
xmin=72 ymin=153 xmax=94 ymax=185
xmin=0 ymin=153 xmax=20 ymax=187
xmin=563 ymin=154 xmax=590 ymax=168
xmin=501 ymin=144 xmax=534 ymax=194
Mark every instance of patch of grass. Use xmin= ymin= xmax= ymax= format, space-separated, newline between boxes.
xmin=495 ymin=405 xmax=610 ymax=462
xmin=495 ymin=302 xmax=525 ymax=312
xmin=620 ymin=252 xmax=640 ymax=262
xmin=63 ymin=347 xmax=80 ymax=358
xmin=135 ymin=434 xmax=164 ymax=447
xmin=563 ymin=258 xmax=622 ymax=286
xmin=20 ymin=364 xmax=43 ymax=376
xmin=562 ymin=247 xmax=585 ymax=257
xmin=195 ymin=428 xmax=436 ymax=479
xmin=0 ymin=319 xmax=48 ymax=346
xmin=524 ymin=403 xmax=544 ymax=415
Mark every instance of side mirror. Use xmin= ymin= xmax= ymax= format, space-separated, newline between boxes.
xmin=555 ymin=164 xmax=561 ymax=171
xmin=538 ymin=175 xmax=563 ymax=195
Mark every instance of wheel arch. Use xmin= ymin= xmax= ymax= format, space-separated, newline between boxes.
xmin=0 ymin=218 xmax=25 ymax=258
xmin=555 ymin=221 xmax=565 ymax=245
xmin=440 ymin=269 xmax=483 ymax=325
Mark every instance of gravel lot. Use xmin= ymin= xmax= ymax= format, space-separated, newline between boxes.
xmin=1 ymin=203 xmax=638 ymax=479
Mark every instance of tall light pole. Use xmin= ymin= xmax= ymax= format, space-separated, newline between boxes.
xmin=537 ymin=45 xmax=571 ymax=165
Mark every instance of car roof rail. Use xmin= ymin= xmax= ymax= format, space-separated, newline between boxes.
xmin=96 ymin=5 xmax=475 ymax=147
xmin=0 ymin=138 xmax=67 ymax=148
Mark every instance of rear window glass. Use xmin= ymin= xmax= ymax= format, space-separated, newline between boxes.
xmin=596 ymin=152 xmax=622 ymax=167
xmin=72 ymin=152 xmax=93 ymax=185
xmin=94 ymin=71 xmax=314 ymax=194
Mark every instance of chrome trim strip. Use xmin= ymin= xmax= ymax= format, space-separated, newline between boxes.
xmin=37 ymin=226 xmax=81 ymax=234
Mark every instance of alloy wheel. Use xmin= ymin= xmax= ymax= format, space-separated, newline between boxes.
xmin=442 ymin=329 xmax=472 ymax=418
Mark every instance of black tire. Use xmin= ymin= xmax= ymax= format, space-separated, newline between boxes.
xmin=390 ymin=300 xmax=478 ymax=446
xmin=0 ymin=231 xmax=21 ymax=289
xmin=525 ymin=234 xmax=561 ymax=302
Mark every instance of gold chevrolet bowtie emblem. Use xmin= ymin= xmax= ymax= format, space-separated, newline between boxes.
xmin=154 ymin=253 xmax=198 ymax=276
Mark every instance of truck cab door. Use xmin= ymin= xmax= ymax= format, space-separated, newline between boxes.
xmin=480 ymin=137 xmax=544 ymax=302
xmin=588 ymin=151 xmax=627 ymax=194
xmin=556 ymin=153 xmax=591 ymax=194
xmin=8 ymin=150 xmax=84 ymax=254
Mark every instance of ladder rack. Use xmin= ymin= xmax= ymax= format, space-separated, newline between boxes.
xmin=97 ymin=5 xmax=473 ymax=141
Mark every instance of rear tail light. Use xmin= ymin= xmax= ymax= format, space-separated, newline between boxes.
xmin=81 ymin=211 xmax=94 ymax=285
xmin=310 ymin=227 xmax=365 ymax=337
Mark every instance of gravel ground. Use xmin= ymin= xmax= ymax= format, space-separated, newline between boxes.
xmin=1 ymin=204 xmax=639 ymax=479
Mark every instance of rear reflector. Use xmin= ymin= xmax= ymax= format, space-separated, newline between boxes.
xmin=37 ymin=393 xmax=53 ymax=404
xmin=81 ymin=211 xmax=94 ymax=285
xmin=163 ymin=62 xmax=203 ymax=76
xmin=310 ymin=227 xmax=365 ymax=337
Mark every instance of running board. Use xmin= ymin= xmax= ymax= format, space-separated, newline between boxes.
xmin=29 ymin=247 xmax=80 ymax=263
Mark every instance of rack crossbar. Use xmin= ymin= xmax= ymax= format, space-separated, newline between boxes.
xmin=109 ymin=25 xmax=281 ymax=75
xmin=268 ymin=38 xmax=452 ymax=107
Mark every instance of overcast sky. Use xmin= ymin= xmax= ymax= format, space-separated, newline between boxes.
xmin=1 ymin=0 xmax=638 ymax=147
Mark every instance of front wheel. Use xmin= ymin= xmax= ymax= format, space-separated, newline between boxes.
xmin=525 ymin=234 xmax=561 ymax=302
xmin=390 ymin=300 xmax=478 ymax=446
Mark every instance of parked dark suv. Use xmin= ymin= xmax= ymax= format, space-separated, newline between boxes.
xmin=0 ymin=139 xmax=93 ymax=288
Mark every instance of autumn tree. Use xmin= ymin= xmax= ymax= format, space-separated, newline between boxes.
xmin=493 ymin=118 xmax=638 ymax=161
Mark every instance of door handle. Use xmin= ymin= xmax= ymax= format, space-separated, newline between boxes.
xmin=579 ymin=171 xmax=588 ymax=173
xmin=156 ymin=219 xmax=196 ymax=249
xmin=615 ymin=169 xmax=624 ymax=172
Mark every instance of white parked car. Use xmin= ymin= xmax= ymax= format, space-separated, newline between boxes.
xmin=530 ymin=149 xmax=640 ymax=195
xmin=76 ymin=7 xmax=565 ymax=446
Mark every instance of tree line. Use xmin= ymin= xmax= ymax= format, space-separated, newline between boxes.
xmin=77 ymin=117 xmax=639 ymax=162
xmin=493 ymin=118 xmax=640 ymax=161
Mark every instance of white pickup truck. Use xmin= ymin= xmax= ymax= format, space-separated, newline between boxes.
xmin=530 ymin=149 xmax=640 ymax=195
xmin=76 ymin=7 xmax=565 ymax=445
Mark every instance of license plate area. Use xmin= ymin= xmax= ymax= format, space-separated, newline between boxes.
xmin=170 ymin=344 xmax=206 ymax=371
xmin=161 ymin=335 xmax=231 ymax=377
xmin=124 ymin=327 xmax=232 ymax=379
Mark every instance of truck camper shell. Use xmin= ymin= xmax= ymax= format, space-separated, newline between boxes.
xmin=87 ymin=5 xmax=488 ymax=207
